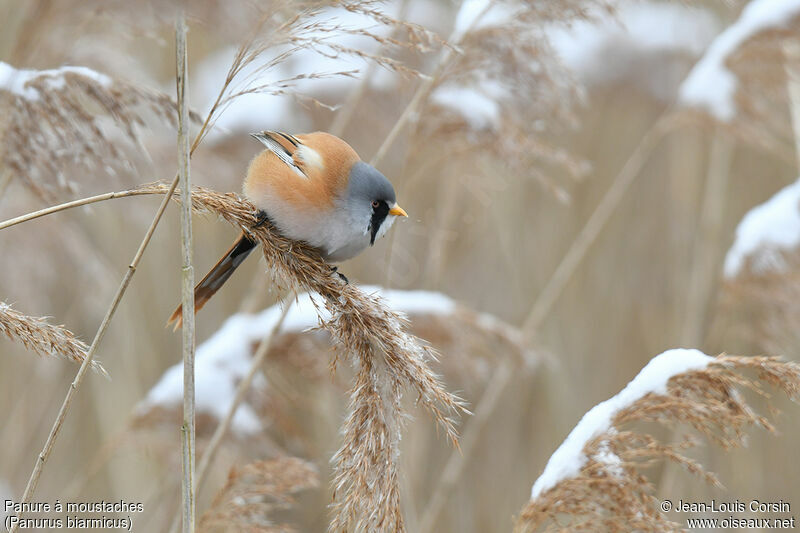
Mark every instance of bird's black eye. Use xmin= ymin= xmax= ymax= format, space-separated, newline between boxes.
xmin=371 ymin=200 xmax=380 ymax=208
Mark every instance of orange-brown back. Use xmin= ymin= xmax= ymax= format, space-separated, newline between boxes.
xmin=244 ymin=132 xmax=360 ymax=211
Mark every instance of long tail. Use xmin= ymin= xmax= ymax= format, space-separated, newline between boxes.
xmin=167 ymin=233 xmax=257 ymax=330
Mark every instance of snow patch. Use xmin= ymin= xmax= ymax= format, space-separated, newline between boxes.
xmin=592 ymin=432 xmax=625 ymax=479
xmin=530 ymin=348 xmax=713 ymax=500
xmin=139 ymin=287 xmax=456 ymax=435
xmin=548 ymin=2 xmax=720 ymax=98
xmin=0 ymin=61 xmax=111 ymax=101
xmin=442 ymin=2 xmax=721 ymax=123
xmin=679 ymin=0 xmax=800 ymax=121
xmin=452 ymin=0 xmax=516 ymax=40
xmin=429 ymin=82 xmax=506 ymax=130
xmin=724 ymin=178 xmax=800 ymax=277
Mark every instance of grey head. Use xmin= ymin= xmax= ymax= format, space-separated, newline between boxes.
xmin=343 ymin=161 xmax=406 ymax=245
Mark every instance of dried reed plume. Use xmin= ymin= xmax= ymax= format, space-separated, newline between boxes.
xmin=0 ymin=62 xmax=190 ymax=201
xmin=723 ymin=20 xmax=800 ymax=160
xmin=717 ymin=249 xmax=800 ymax=356
xmin=133 ymin=290 xmax=527 ymax=437
xmin=197 ymin=0 xmax=443 ymax=146
xmin=679 ymin=7 xmax=800 ymax=163
xmin=0 ymin=302 xmax=107 ymax=377
xmin=199 ymin=457 xmax=319 ymax=533
xmin=516 ymin=353 xmax=800 ymax=533
xmin=416 ymin=1 xmax=614 ymax=200
xmin=134 ymin=182 xmax=466 ymax=531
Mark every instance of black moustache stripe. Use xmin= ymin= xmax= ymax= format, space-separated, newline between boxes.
xmin=369 ymin=202 xmax=390 ymax=245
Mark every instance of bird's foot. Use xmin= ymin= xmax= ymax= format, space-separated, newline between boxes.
xmin=331 ymin=266 xmax=349 ymax=284
xmin=253 ymin=210 xmax=270 ymax=228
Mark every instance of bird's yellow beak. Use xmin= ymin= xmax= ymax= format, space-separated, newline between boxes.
xmin=389 ymin=204 xmax=408 ymax=217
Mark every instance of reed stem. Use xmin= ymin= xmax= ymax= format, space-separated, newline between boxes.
xmin=175 ymin=16 xmax=196 ymax=533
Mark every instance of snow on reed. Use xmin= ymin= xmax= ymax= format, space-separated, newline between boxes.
xmin=724 ymin=178 xmax=800 ymax=277
xmin=518 ymin=350 xmax=800 ymax=531
xmin=530 ymin=348 xmax=712 ymax=500
xmin=435 ymin=1 xmax=720 ymax=134
xmin=139 ymin=287 xmax=456 ymax=435
xmin=548 ymin=2 xmax=719 ymax=98
xmin=1 ymin=60 xmax=181 ymax=199
xmin=0 ymin=61 xmax=111 ymax=101
xmin=429 ymin=82 xmax=506 ymax=131
xmin=429 ymin=0 xmax=522 ymax=130
xmin=194 ymin=1 xmax=440 ymax=139
xmin=679 ymin=0 xmax=800 ymax=121
xmin=451 ymin=0 xmax=516 ymax=41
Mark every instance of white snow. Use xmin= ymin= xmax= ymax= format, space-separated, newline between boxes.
xmin=429 ymin=82 xmax=505 ymax=130
xmin=0 ymin=61 xmax=111 ymax=101
xmin=679 ymin=0 xmax=800 ymax=121
xmin=451 ymin=0 xmax=517 ymax=41
xmin=452 ymin=0 xmax=491 ymax=39
xmin=592 ymin=431 xmax=625 ymax=479
xmin=548 ymin=2 xmax=720 ymax=98
xmin=440 ymin=2 xmax=720 ymax=127
xmin=724 ymin=178 xmax=800 ymax=277
xmin=139 ymin=287 xmax=456 ymax=435
xmin=430 ymin=0 xmax=520 ymax=131
xmin=530 ymin=348 xmax=713 ymax=500
xmin=141 ymin=309 xmax=287 ymax=435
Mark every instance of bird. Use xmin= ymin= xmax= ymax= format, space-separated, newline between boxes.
xmin=167 ymin=131 xmax=407 ymax=329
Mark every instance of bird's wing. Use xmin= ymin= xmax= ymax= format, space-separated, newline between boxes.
xmin=250 ymin=131 xmax=307 ymax=179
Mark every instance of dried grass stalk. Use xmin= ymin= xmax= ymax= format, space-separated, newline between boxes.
xmin=199 ymin=457 xmax=319 ymax=533
xmin=516 ymin=355 xmax=800 ymax=533
xmin=136 ymin=182 xmax=466 ymax=532
xmin=197 ymin=0 xmax=443 ymax=147
xmin=684 ymin=12 xmax=800 ymax=163
xmin=0 ymin=301 xmax=107 ymax=377
xmin=0 ymin=61 xmax=191 ymax=200
xmin=175 ymin=16 xmax=196 ymax=533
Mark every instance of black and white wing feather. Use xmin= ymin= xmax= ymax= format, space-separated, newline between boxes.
xmin=250 ymin=131 xmax=307 ymax=178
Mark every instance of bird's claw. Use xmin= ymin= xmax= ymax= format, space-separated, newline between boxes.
xmin=253 ymin=210 xmax=270 ymax=228
xmin=331 ymin=266 xmax=349 ymax=284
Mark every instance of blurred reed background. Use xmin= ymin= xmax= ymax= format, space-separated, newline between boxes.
xmin=1 ymin=0 xmax=800 ymax=531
